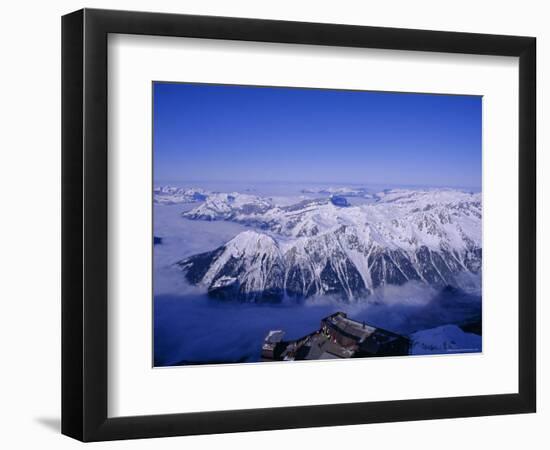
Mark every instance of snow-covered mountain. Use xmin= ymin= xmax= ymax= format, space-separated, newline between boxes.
xmin=301 ymin=186 xmax=373 ymax=198
xmin=183 ymin=192 xmax=273 ymax=221
xmin=153 ymin=186 xmax=208 ymax=205
xmin=177 ymin=188 xmax=482 ymax=303
xmin=178 ymin=230 xmax=285 ymax=302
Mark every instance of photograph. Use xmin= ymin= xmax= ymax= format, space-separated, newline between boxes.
xmin=0 ymin=1 xmax=540 ymax=446
xmin=152 ymin=82 xmax=483 ymax=367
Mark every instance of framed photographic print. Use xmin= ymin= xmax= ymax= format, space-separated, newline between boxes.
xmin=62 ymin=8 xmax=536 ymax=441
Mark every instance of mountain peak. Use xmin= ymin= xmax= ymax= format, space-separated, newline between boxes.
xmin=225 ymin=230 xmax=280 ymax=256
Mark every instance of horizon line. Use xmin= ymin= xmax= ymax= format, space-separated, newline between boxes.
xmin=153 ymin=179 xmax=482 ymax=191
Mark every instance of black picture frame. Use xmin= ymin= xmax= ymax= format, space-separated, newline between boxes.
xmin=62 ymin=8 xmax=536 ymax=442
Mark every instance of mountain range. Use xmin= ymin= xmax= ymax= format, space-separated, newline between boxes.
xmin=169 ymin=187 xmax=482 ymax=303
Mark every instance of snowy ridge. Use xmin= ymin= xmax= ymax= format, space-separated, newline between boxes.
xmin=182 ymin=187 xmax=481 ymax=251
xmin=183 ymin=192 xmax=273 ymax=221
xmin=153 ymin=186 xmax=208 ymax=205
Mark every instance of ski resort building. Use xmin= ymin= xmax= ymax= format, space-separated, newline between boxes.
xmin=261 ymin=312 xmax=410 ymax=362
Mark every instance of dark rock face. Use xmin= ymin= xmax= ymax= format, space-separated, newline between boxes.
xmin=415 ymin=246 xmax=448 ymax=286
xmin=319 ymin=258 xmax=367 ymax=298
xmin=177 ymin=247 xmax=225 ymax=284
xmin=463 ymin=248 xmax=482 ymax=273
xmin=285 ymin=265 xmax=319 ymax=299
xmin=368 ymin=251 xmax=408 ymax=288
xmin=460 ymin=320 xmax=482 ymax=336
xmin=191 ymin=192 xmax=207 ymax=201
xmin=330 ymin=196 xmax=349 ymax=207
xmin=390 ymin=250 xmax=423 ymax=282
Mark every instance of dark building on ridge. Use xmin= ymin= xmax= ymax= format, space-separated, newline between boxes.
xmin=262 ymin=312 xmax=410 ymax=362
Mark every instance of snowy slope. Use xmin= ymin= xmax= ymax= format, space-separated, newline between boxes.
xmin=409 ymin=325 xmax=482 ymax=354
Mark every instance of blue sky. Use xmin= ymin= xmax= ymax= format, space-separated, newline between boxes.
xmin=153 ymin=82 xmax=481 ymax=189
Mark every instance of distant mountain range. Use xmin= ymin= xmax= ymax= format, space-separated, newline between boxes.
xmin=161 ymin=186 xmax=482 ymax=303
xmin=153 ymin=186 xmax=208 ymax=204
xmin=300 ymin=186 xmax=373 ymax=198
